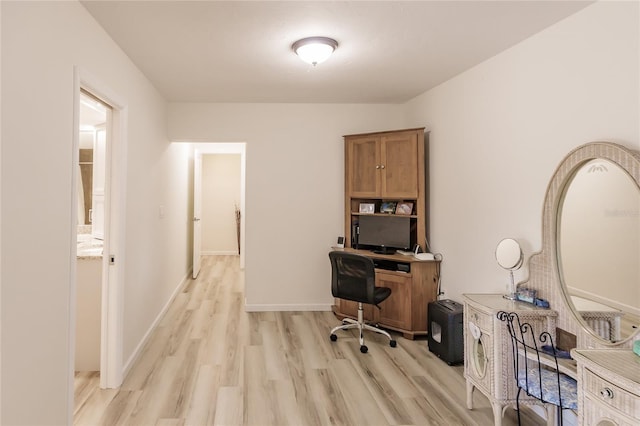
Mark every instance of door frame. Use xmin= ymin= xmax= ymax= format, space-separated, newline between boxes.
xmin=70 ymin=67 xmax=128 ymax=397
xmin=192 ymin=152 xmax=202 ymax=278
xmin=191 ymin=143 xmax=246 ymax=269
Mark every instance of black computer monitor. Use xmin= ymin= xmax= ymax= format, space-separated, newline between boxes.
xmin=357 ymin=215 xmax=411 ymax=254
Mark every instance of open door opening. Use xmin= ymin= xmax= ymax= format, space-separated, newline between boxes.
xmin=191 ymin=143 xmax=246 ymax=276
xmin=193 ymin=152 xmax=202 ymax=278
xmin=71 ymin=69 xmax=128 ymax=419
xmin=75 ymin=90 xmax=110 ymax=384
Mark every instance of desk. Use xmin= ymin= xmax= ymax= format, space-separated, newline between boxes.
xmin=331 ymin=248 xmax=439 ymax=339
xmin=463 ymin=294 xmax=558 ymax=426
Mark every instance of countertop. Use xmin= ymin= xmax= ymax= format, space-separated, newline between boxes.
xmin=77 ymin=234 xmax=103 ymax=260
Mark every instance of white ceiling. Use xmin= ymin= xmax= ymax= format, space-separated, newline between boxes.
xmin=81 ymin=1 xmax=593 ymax=104
xmin=80 ymin=92 xmax=108 ymax=128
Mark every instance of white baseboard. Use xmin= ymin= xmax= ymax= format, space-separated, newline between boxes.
xmin=122 ymin=268 xmax=193 ymax=377
xmin=202 ymin=250 xmax=238 ymax=255
xmin=245 ymin=303 xmax=333 ymax=312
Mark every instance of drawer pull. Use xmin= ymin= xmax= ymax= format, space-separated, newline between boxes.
xmin=600 ymin=387 xmax=614 ymax=399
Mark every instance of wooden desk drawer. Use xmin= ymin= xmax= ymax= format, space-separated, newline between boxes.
xmin=583 ymin=367 xmax=640 ymax=418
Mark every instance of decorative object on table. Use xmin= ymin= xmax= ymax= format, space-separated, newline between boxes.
xmin=395 ymin=201 xmax=414 ymax=215
xmin=359 ymin=203 xmax=375 ymax=214
xmin=495 ymin=238 xmax=524 ymax=300
xmin=534 ymin=298 xmax=550 ymax=308
xmin=513 ymin=286 xmax=550 ymax=308
xmin=516 ymin=287 xmax=537 ymax=304
xmin=380 ymin=201 xmax=397 ymax=214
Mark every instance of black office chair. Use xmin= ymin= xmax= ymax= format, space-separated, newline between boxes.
xmin=497 ymin=311 xmax=577 ymax=425
xmin=328 ymin=251 xmax=397 ymax=353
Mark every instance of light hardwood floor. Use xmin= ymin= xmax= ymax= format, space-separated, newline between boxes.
xmin=74 ymin=255 xmax=544 ymax=426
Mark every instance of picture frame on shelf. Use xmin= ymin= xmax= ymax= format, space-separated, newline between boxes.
xmin=359 ymin=203 xmax=375 ymax=214
xmin=395 ymin=202 xmax=414 ymax=215
xmin=380 ymin=201 xmax=397 ymax=214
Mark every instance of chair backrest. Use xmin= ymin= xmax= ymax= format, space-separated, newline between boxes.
xmin=329 ymin=251 xmax=376 ymax=304
xmin=497 ymin=311 xmax=569 ymax=407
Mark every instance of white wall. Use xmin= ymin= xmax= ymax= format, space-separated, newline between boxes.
xmin=403 ymin=1 xmax=639 ymax=303
xmin=1 ymin=2 xmax=191 ymax=424
xmin=202 ymin=154 xmax=241 ymax=254
xmin=168 ymin=103 xmax=406 ymax=310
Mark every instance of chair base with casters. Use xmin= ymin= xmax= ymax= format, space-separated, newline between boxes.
xmin=329 ymin=302 xmax=397 ymax=353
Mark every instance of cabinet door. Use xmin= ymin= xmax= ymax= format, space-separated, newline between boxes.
xmin=464 ymin=305 xmax=493 ymax=397
xmin=347 ymin=136 xmax=380 ymax=197
xmin=381 ymin=132 xmax=418 ymax=198
xmin=376 ymin=272 xmax=411 ymax=329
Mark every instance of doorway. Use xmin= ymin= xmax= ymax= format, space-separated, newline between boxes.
xmin=75 ymin=91 xmax=109 ymax=379
xmin=71 ymin=68 xmax=128 ymax=399
xmin=192 ymin=143 xmax=246 ymax=275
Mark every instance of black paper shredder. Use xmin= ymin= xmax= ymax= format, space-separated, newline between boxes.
xmin=427 ymin=299 xmax=464 ymax=365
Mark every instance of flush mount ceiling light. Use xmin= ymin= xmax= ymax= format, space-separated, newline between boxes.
xmin=292 ymin=36 xmax=338 ymax=66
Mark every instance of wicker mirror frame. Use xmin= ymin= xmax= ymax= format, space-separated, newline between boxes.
xmin=523 ymin=142 xmax=640 ymax=349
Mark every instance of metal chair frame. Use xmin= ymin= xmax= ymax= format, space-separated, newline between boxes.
xmin=497 ymin=311 xmax=577 ymax=425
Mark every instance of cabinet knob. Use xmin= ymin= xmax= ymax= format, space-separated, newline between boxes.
xmin=600 ymin=387 xmax=614 ymax=399
xmin=376 ymin=165 xmax=381 ymax=169
xmin=381 ymin=164 xmax=385 ymax=169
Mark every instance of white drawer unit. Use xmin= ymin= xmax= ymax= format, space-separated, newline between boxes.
xmin=463 ymin=294 xmax=558 ymax=426
xmin=573 ymin=349 xmax=640 ymax=425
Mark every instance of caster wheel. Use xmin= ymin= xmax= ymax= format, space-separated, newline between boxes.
xmin=330 ymin=334 xmax=337 ymax=342
xmin=390 ymin=340 xmax=397 ymax=348
xmin=360 ymin=345 xmax=368 ymax=353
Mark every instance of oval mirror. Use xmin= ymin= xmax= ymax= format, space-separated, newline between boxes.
xmin=496 ymin=238 xmax=524 ymax=270
xmin=558 ymin=158 xmax=640 ymax=343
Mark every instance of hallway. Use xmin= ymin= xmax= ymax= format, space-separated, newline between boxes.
xmin=74 ymin=255 xmax=541 ymax=425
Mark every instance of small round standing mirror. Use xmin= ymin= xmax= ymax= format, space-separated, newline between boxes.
xmin=496 ymin=238 xmax=524 ymax=300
